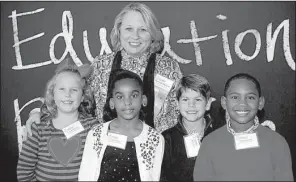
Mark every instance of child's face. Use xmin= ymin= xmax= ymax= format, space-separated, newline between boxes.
xmin=110 ymin=78 xmax=146 ymax=121
xmin=53 ymin=72 xmax=84 ymax=115
xmin=221 ymin=78 xmax=265 ymax=126
xmin=178 ymin=88 xmax=209 ymax=123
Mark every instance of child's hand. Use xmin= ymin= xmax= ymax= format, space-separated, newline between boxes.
xmin=23 ymin=112 xmax=41 ymax=141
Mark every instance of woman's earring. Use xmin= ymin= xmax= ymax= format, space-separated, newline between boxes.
xmin=110 ymin=103 xmax=114 ymax=110
xmin=142 ymin=102 xmax=147 ymax=107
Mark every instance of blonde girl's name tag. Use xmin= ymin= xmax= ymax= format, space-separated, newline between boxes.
xmin=62 ymin=121 xmax=85 ymax=139
xmin=107 ymin=132 xmax=127 ymax=150
xmin=183 ymin=134 xmax=200 ymax=158
xmin=234 ymin=133 xmax=259 ymax=150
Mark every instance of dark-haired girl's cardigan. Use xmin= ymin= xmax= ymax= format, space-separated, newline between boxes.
xmin=78 ymin=121 xmax=165 ymax=181
xmin=86 ymin=50 xmax=182 ymax=132
xmin=161 ymin=121 xmax=214 ymax=182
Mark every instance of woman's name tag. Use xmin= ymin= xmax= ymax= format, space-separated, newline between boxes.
xmin=154 ymin=74 xmax=174 ymax=117
xmin=107 ymin=132 xmax=127 ymax=150
xmin=234 ymin=133 xmax=259 ymax=150
xmin=62 ymin=121 xmax=84 ymax=139
xmin=183 ymin=134 xmax=200 ymax=158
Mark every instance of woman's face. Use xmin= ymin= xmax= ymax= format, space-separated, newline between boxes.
xmin=120 ymin=10 xmax=152 ymax=57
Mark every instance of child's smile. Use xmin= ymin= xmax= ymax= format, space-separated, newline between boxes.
xmin=61 ymin=100 xmax=74 ymax=104
xmin=234 ymin=109 xmax=250 ymax=116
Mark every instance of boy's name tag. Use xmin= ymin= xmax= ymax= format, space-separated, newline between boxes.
xmin=183 ymin=134 xmax=201 ymax=158
xmin=107 ymin=132 xmax=127 ymax=150
xmin=62 ymin=121 xmax=84 ymax=139
xmin=234 ymin=133 xmax=259 ymax=150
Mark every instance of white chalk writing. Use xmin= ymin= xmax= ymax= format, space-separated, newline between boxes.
xmin=14 ymin=98 xmax=44 ymax=153
xmin=266 ymin=19 xmax=294 ymax=70
xmin=161 ymin=27 xmax=192 ymax=64
xmin=9 ymin=10 xmax=295 ymax=70
xmin=235 ymin=29 xmax=261 ymax=61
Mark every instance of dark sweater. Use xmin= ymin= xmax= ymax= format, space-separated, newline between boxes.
xmin=161 ymin=121 xmax=214 ymax=182
xmin=193 ymin=125 xmax=294 ymax=181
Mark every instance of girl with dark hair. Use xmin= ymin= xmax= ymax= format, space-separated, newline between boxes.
xmin=161 ymin=74 xmax=215 ymax=182
xmin=79 ymin=69 xmax=165 ymax=181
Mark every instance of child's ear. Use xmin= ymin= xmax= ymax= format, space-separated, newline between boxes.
xmin=142 ymin=95 xmax=147 ymax=107
xmin=221 ymin=96 xmax=227 ymax=110
xmin=258 ymin=96 xmax=265 ymax=110
xmin=206 ymin=97 xmax=216 ymax=111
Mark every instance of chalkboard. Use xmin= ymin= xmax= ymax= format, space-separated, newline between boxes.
xmin=1 ymin=2 xmax=295 ymax=180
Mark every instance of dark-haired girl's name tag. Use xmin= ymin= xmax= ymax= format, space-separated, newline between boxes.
xmin=107 ymin=132 xmax=127 ymax=150
xmin=234 ymin=133 xmax=259 ymax=150
xmin=62 ymin=121 xmax=84 ymax=139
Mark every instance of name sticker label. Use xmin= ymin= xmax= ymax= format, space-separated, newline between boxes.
xmin=183 ymin=134 xmax=201 ymax=158
xmin=154 ymin=74 xmax=174 ymax=117
xmin=62 ymin=121 xmax=84 ymax=139
xmin=234 ymin=133 xmax=259 ymax=150
xmin=107 ymin=132 xmax=127 ymax=150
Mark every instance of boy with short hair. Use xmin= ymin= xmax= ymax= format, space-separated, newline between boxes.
xmin=193 ymin=73 xmax=293 ymax=181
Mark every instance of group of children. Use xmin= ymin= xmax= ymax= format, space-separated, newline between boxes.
xmin=17 ymin=59 xmax=294 ymax=181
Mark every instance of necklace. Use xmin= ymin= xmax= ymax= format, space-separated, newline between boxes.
xmin=226 ymin=115 xmax=259 ymax=136
xmin=183 ymin=118 xmax=206 ymax=141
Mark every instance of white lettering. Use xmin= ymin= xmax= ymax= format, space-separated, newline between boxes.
xmin=222 ymin=30 xmax=233 ymax=65
xmin=9 ymin=8 xmax=52 ymax=70
xmin=235 ymin=29 xmax=261 ymax=61
xmin=161 ymin=27 xmax=192 ymax=64
xmin=49 ymin=11 xmax=82 ymax=66
xmin=267 ymin=19 xmax=295 ymax=70
xmin=14 ymin=97 xmax=44 ymax=153
xmin=99 ymin=28 xmax=112 ymax=55
xmin=177 ymin=21 xmax=217 ymax=66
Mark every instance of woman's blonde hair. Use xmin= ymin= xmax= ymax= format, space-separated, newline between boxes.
xmin=110 ymin=2 xmax=164 ymax=53
xmin=42 ymin=59 xmax=95 ymax=119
